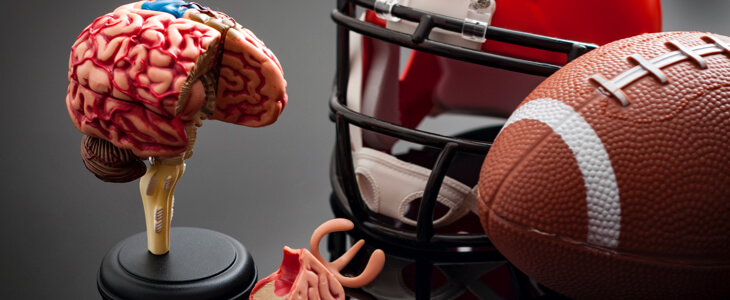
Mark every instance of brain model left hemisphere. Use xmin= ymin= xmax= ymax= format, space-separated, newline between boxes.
xmin=66 ymin=0 xmax=287 ymax=255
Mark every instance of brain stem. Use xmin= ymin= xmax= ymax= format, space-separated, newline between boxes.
xmin=139 ymin=156 xmax=186 ymax=255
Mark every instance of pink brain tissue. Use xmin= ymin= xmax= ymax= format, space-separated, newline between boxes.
xmin=67 ymin=1 xmax=288 ymax=167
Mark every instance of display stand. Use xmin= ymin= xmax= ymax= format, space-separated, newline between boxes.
xmin=98 ymin=227 xmax=257 ymax=299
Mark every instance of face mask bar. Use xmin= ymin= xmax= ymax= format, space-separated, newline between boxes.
xmin=332 ymin=0 xmax=598 ymax=76
xmin=329 ymin=0 xmax=596 ymax=256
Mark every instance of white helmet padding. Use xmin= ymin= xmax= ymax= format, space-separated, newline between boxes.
xmin=347 ymin=22 xmax=479 ymax=227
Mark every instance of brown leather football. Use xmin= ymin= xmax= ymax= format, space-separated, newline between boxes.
xmin=477 ymin=31 xmax=730 ymax=299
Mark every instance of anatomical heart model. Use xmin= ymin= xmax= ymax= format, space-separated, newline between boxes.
xmin=250 ymin=219 xmax=385 ymax=300
xmin=66 ymin=0 xmax=287 ymax=255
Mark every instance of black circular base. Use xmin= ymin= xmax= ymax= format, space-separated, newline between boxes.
xmin=98 ymin=227 xmax=257 ymax=300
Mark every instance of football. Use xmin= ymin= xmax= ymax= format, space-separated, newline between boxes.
xmin=477 ymin=31 xmax=730 ymax=299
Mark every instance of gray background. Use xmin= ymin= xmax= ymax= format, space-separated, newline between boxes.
xmin=0 ymin=1 xmax=728 ymax=299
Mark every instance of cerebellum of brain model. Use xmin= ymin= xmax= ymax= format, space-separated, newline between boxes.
xmin=66 ymin=0 xmax=288 ymax=255
xmin=80 ymin=135 xmax=147 ymax=183
xmin=477 ymin=31 xmax=730 ymax=299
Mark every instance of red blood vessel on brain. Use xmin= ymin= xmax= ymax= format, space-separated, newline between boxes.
xmin=66 ymin=0 xmax=287 ymax=255
xmin=478 ymin=31 xmax=730 ymax=299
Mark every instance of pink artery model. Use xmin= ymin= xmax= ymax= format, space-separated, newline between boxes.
xmin=66 ymin=1 xmax=287 ymax=255
xmin=250 ymin=219 xmax=385 ymax=300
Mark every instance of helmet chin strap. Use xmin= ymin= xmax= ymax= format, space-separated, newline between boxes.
xmin=347 ymin=22 xmax=478 ymax=228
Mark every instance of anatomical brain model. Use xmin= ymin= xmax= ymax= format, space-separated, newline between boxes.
xmin=66 ymin=0 xmax=287 ymax=254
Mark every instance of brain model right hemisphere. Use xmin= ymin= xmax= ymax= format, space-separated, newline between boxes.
xmin=66 ymin=0 xmax=287 ymax=255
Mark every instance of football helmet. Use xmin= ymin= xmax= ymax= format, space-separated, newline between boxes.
xmin=329 ymin=0 xmax=662 ymax=256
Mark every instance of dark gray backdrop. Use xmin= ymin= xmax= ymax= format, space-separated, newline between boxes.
xmin=0 ymin=1 xmax=728 ymax=299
